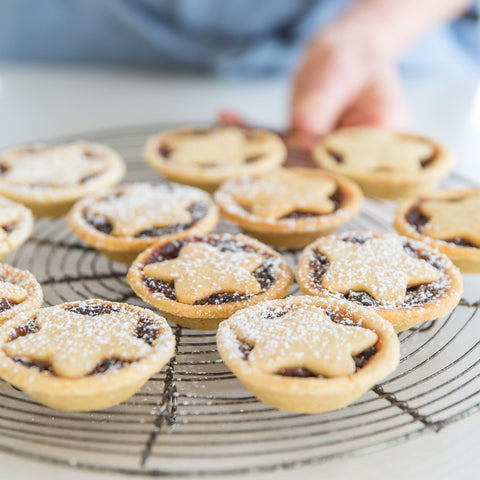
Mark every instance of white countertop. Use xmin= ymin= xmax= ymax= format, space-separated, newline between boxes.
xmin=0 ymin=64 xmax=479 ymax=480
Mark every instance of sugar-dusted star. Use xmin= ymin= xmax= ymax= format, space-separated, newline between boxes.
xmin=0 ymin=281 xmax=27 ymax=304
xmin=234 ymin=169 xmax=337 ymax=219
xmin=419 ymin=195 xmax=480 ymax=246
xmin=234 ymin=305 xmax=378 ymax=377
xmin=168 ymin=128 xmax=267 ymax=167
xmin=3 ymin=144 xmax=105 ymax=187
xmin=143 ymin=242 xmax=265 ymax=304
xmin=3 ymin=307 xmax=156 ymax=378
xmin=318 ymin=234 xmax=440 ymax=306
xmin=325 ymin=128 xmax=434 ymax=173
xmin=89 ymin=184 xmax=193 ymax=237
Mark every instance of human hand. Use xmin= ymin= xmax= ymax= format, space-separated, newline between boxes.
xmin=290 ymin=21 xmax=409 ymax=146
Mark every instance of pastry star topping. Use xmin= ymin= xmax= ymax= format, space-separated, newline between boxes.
xmin=325 ymin=129 xmax=434 ymax=173
xmin=3 ymin=307 xmax=155 ymax=378
xmin=143 ymin=242 xmax=265 ymax=304
xmin=318 ymin=235 xmax=440 ymax=306
xmin=234 ymin=169 xmax=337 ymax=218
xmin=419 ymin=196 xmax=480 ymax=246
xmin=0 ymin=281 xmax=27 ymax=304
xmin=235 ymin=305 xmax=377 ymax=377
xmin=89 ymin=184 xmax=194 ymax=237
xmin=1 ymin=144 xmax=105 ymax=187
xmin=166 ymin=128 xmax=267 ymax=167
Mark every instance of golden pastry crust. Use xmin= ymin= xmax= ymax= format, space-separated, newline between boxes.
xmin=144 ymin=126 xmax=286 ymax=192
xmin=394 ymin=188 xmax=480 ymax=273
xmin=215 ymin=167 xmax=363 ymax=248
xmin=217 ymin=296 xmax=399 ymax=414
xmin=296 ymin=231 xmax=463 ymax=332
xmin=0 ymin=264 xmax=43 ymax=324
xmin=68 ymin=182 xmax=219 ymax=263
xmin=0 ymin=142 xmax=125 ymax=216
xmin=0 ymin=299 xmax=175 ymax=411
xmin=0 ymin=195 xmax=33 ymax=260
xmin=313 ymin=127 xmax=453 ymax=199
xmin=127 ymin=233 xmax=293 ymax=330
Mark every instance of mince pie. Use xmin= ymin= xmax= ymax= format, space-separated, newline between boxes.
xmin=216 ymin=296 xmax=399 ymax=413
xmin=68 ymin=182 xmax=219 ymax=263
xmin=0 ymin=264 xmax=43 ymax=324
xmin=215 ymin=167 xmax=363 ymax=248
xmin=0 ymin=299 xmax=175 ymax=411
xmin=296 ymin=232 xmax=462 ymax=331
xmin=127 ymin=233 xmax=293 ymax=330
xmin=0 ymin=142 xmax=125 ymax=216
xmin=395 ymin=188 xmax=480 ymax=273
xmin=0 ymin=195 xmax=33 ymax=260
xmin=313 ymin=127 xmax=453 ymax=199
xmin=143 ymin=126 xmax=286 ymax=192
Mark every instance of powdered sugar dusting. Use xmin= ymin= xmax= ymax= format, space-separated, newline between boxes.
xmin=0 ymin=144 xmax=106 ymax=188
xmin=144 ymin=242 xmax=265 ymax=304
xmin=220 ymin=298 xmax=377 ymax=377
xmin=0 ymin=264 xmax=42 ymax=316
xmin=226 ymin=170 xmax=337 ymax=219
xmin=2 ymin=300 xmax=173 ymax=379
xmin=86 ymin=183 xmax=210 ymax=237
xmin=0 ymin=281 xmax=27 ymax=304
xmin=299 ymin=232 xmax=454 ymax=309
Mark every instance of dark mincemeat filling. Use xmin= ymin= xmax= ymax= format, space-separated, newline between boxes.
xmin=406 ymin=204 xmax=476 ymax=248
xmin=7 ymin=305 xmax=160 ymax=376
xmin=420 ymin=152 xmax=436 ymax=169
xmin=0 ymin=164 xmax=8 ymax=174
xmin=238 ymin=309 xmax=378 ymax=376
xmin=326 ymin=149 xmax=343 ymax=164
xmin=64 ymin=303 xmax=122 ymax=316
xmin=80 ymin=173 xmax=100 ymax=184
xmin=310 ymin=236 xmax=447 ymax=307
xmin=0 ymin=298 xmax=17 ymax=312
xmin=2 ymin=223 xmax=17 ymax=234
xmin=84 ymin=201 xmax=208 ymax=237
xmin=142 ymin=236 xmax=276 ymax=305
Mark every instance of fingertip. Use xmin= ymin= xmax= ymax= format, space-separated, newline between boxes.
xmin=217 ymin=109 xmax=247 ymax=127
xmin=290 ymin=109 xmax=330 ymax=138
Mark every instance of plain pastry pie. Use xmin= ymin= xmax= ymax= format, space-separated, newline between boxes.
xmin=127 ymin=233 xmax=293 ymax=330
xmin=217 ymin=296 xmax=399 ymax=414
xmin=394 ymin=188 xmax=480 ymax=273
xmin=313 ymin=127 xmax=453 ymax=199
xmin=143 ymin=126 xmax=286 ymax=191
xmin=215 ymin=167 xmax=363 ymax=248
xmin=296 ymin=231 xmax=463 ymax=331
xmin=68 ymin=182 xmax=219 ymax=263
xmin=0 ymin=264 xmax=43 ymax=324
xmin=0 ymin=195 xmax=33 ymax=260
xmin=0 ymin=299 xmax=175 ymax=411
xmin=0 ymin=142 xmax=125 ymax=216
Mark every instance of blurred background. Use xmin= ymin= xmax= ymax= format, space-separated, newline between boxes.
xmin=0 ymin=0 xmax=478 ymax=178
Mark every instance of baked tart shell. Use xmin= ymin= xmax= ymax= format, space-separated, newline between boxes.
xmin=217 ymin=296 xmax=400 ymax=414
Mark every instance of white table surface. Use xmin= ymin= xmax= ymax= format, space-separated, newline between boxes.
xmin=0 ymin=64 xmax=479 ymax=480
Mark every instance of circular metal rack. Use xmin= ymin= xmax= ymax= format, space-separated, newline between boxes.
xmin=0 ymin=123 xmax=479 ymax=477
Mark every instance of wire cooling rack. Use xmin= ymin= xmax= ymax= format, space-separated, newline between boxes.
xmin=0 ymin=123 xmax=479 ymax=477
